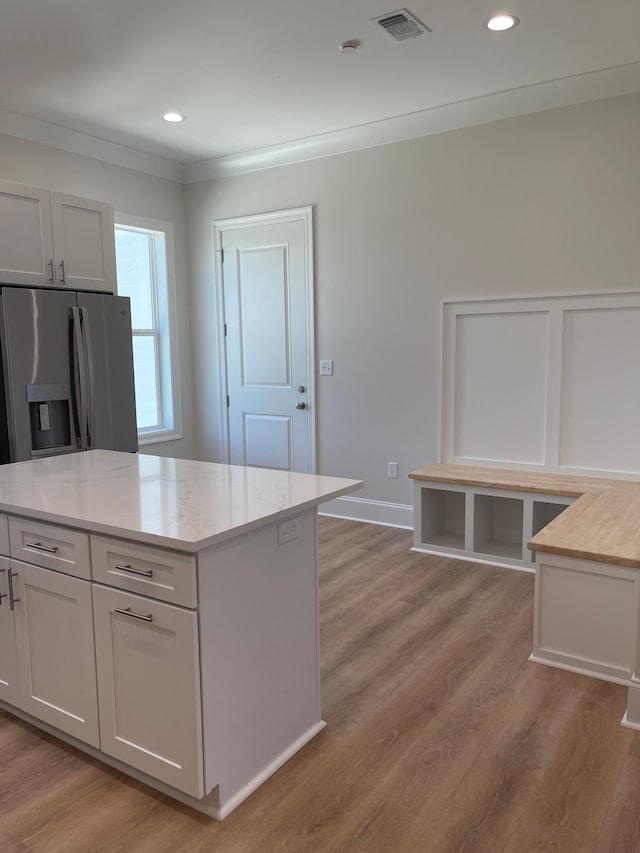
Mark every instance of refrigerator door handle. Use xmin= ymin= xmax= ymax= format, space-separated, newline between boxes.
xmin=71 ymin=307 xmax=88 ymax=451
xmin=81 ymin=307 xmax=96 ymax=449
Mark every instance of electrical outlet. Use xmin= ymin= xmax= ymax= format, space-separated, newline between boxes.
xmin=319 ymin=360 xmax=333 ymax=376
xmin=388 ymin=462 xmax=399 ymax=478
xmin=278 ymin=517 xmax=299 ymax=545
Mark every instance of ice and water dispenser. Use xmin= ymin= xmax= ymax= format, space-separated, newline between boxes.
xmin=26 ymin=383 xmax=72 ymax=455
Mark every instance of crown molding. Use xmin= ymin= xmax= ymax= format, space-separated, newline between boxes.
xmin=183 ymin=61 xmax=640 ymax=183
xmin=1 ymin=61 xmax=639 ymax=186
xmin=0 ymin=108 xmax=186 ymax=183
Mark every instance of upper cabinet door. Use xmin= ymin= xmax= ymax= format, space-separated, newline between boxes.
xmin=0 ymin=180 xmax=56 ymax=287
xmin=50 ymin=192 xmax=117 ymax=293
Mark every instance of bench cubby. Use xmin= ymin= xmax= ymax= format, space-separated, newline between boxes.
xmin=410 ymin=465 xmax=582 ymax=572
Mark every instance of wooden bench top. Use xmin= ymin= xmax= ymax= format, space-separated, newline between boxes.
xmin=410 ymin=463 xmax=640 ymax=568
xmin=408 ymin=463 xmax=640 ymax=497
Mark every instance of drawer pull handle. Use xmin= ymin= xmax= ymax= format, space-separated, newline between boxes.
xmin=26 ymin=541 xmax=58 ymax=554
xmin=8 ymin=570 xmax=19 ymax=611
xmin=114 ymin=563 xmax=154 ymax=578
xmin=114 ymin=607 xmax=153 ymax=623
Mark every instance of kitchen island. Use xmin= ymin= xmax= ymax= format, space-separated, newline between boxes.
xmin=0 ymin=450 xmax=362 ymax=819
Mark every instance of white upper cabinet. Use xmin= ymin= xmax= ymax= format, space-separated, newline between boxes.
xmin=0 ymin=180 xmax=116 ymax=293
xmin=0 ymin=181 xmax=55 ymax=287
xmin=50 ymin=192 xmax=116 ymax=292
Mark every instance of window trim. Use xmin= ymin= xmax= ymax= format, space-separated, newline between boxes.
xmin=114 ymin=213 xmax=182 ymax=445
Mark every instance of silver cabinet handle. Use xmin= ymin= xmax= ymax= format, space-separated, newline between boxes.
xmin=26 ymin=541 xmax=59 ymax=554
xmin=114 ymin=607 xmax=153 ymax=623
xmin=59 ymin=259 xmax=66 ymax=286
xmin=0 ymin=568 xmax=6 ymax=606
xmin=48 ymin=258 xmax=55 ymax=284
xmin=114 ymin=563 xmax=153 ymax=578
xmin=8 ymin=569 xmax=19 ymax=611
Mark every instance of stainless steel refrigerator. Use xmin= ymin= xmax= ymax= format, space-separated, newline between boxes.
xmin=0 ymin=286 xmax=137 ymax=463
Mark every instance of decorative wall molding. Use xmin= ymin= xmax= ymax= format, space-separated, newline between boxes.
xmin=442 ymin=290 xmax=640 ymax=478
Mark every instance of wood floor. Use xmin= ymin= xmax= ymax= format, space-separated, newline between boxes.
xmin=2 ymin=517 xmax=640 ymax=852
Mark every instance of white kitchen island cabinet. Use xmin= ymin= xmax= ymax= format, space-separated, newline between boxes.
xmin=0 ymin=450 xmax=362 ymax=820
xmin=12 ymin=560 xmax=100 ymax=747
xmin=92 ymin=583 xmax=204 ymax=798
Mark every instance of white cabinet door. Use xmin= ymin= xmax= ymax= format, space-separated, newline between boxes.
xmin=0 ymin=180 xmax=56 ymax=287
xmin=11 ymin=560 xmax=100 ymax=747
xmin=0 ymin=558 xmax=19 ymax=706
xmin=92 ymin=584 xmax=204 ymax=798
xmin=50 ymin=192 xmax=116 ymax=293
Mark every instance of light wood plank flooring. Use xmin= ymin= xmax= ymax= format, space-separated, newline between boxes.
xmin=2 ymin=517 xmax=640 ymax=852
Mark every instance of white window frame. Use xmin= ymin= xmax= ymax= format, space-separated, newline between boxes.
xmin=114 ymin=213 xmax=182 ymax=445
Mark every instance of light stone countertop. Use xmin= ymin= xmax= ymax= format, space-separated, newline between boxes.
xmin=0 ymin=450 xmax=363 ymax=552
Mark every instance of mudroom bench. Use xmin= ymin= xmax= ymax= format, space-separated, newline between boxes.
xmin=410 ymin=462 xmax=640 ymax=727
xmin=409 ymin=463 xmax=640 ymax=572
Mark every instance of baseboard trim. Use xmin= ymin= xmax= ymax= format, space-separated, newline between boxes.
xmin=217 ymin=720 xmax=326 ymax=819
xmin=319 ymin=496 xmax=413 ymax=529
xmin=621 ymin=712 xmax=640 ymax=731
xmin=528 ymin=654 xmax=631 ymax=686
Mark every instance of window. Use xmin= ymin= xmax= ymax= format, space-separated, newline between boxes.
xmin=114 ymin=215 xmax=181 ymax=444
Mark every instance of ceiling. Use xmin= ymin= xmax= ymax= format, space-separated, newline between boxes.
xmin=1 ymin=0 xmax=640 ymax=180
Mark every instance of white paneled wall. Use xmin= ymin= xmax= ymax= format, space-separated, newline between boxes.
xmin=453 ymin=311 xmax=549 ymax=465
xmin=442 ymin=292 xmax=640 ymax=478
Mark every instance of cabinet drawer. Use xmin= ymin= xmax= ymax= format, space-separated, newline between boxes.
xmin=0 ymin=514 xmax=9 ymax=557
xmin=91 ymin=536 xmax=197 ymax=608
xmin=9 ymin=517 xmax=91 ymax=579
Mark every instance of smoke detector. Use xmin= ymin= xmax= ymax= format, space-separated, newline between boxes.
xmin=370 ymin=9 xmax=431 ymax=42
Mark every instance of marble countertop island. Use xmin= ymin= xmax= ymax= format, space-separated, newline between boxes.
xmin=0 ymin=449 xmax=363 ymax=552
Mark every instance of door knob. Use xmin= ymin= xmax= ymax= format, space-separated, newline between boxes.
xmin=296 ymin=402 xmax=306 ymax=410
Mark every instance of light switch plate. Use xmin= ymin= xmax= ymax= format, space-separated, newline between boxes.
xmin=320 ymin=360 xmax=333 ymax=376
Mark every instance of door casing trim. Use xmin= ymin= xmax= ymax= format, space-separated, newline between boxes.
xmin=212 ymin=207 xmax=316 ymax=472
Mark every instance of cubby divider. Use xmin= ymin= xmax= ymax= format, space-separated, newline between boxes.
xmin=413 ymin=481 xmax=574 ymax=572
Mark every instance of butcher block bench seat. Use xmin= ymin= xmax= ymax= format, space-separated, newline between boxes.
xmin=409 ymin=463 xmax=640 ymax=572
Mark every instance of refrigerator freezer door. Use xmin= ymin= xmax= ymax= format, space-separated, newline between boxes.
xmin=76 ymin=292 xmax=138 ymax=453
xmin=0 ymin=287 xmax=79 ymax=461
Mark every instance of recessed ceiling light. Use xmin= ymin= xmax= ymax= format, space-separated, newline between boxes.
xmin=162 ymin=112 xmax=186 ymax=123
xmin=486 ymin=14 xmax=520 ymax=31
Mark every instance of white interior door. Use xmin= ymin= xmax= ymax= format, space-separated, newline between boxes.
xmin=218 ymin=209 xmax=315 ymax=473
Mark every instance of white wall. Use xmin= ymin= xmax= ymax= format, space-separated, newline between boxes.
xmin=187 ymin=93 xmax=640 ymax=513
xmin=0 ymin=133 xmax=195 ymax=460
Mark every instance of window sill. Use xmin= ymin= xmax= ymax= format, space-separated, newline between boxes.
xmin=138 ymin=429 xmax=183 ymax=446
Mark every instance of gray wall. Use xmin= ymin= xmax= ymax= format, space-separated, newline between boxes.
xmin=2 ymin=92 xmax=639 ymax=513
xmin=187 ymin=92 xmax=640 ymax=509
xmin=0 ymin=133 xmax=195 ymax=460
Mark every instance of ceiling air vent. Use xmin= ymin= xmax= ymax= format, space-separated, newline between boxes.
xmin=370 ymin=9 xmax=431 ymax=42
